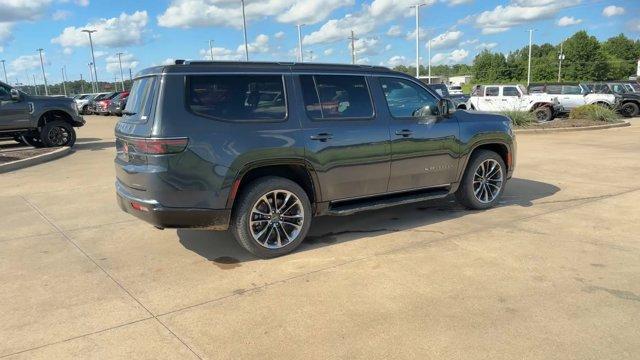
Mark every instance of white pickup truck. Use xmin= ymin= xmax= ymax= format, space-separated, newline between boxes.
xmin=466 ymin=84 xmax=561 ymax=122
xmin=528 ymin=83 xmax=618 ymax=112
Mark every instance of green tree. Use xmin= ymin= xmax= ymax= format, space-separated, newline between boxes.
xmin=562 ymin=30 xmax=610 ymax=81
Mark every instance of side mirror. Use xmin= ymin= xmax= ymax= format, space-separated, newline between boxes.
xmin=10 ymin=89 xmax=20 ymax=101
xmin=437 ymin=98 xmax=452 ymax=117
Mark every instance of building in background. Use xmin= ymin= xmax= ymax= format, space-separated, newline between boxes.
xmin=448 ymin=75 xmax=472 ymax=85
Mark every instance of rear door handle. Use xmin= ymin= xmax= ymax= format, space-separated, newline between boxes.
xmin=395 ymin=129 xmax=413 ymax=137
xmin=310 ymin=133 xmax=333 ymax=141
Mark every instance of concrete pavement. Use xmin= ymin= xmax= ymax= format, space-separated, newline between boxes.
xmin=1 ymin=116 xmax=639 ymax=359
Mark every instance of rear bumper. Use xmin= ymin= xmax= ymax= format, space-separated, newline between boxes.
xmin=116 ymin=181 xmax=231 ymax=230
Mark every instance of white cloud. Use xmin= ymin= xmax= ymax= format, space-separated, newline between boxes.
xmin=158 ymin=0 xmax=348 ymax=29
xmin=75 ymin=0 xmax=90 ymax=6
xmin=387 ymin=25 xmax=402 ymax=37
xmin=352 ymin=37 xmax=381 ymax=57
xmin=105 ymin=52 xmax=138 ymax=73
xmin=431 ymin=49 xmax=469 ymax=65
xmin=199 ymin=46 xmax=242 ymax=61
xmin=0 ymin=46 xmax=3 ymax=53
xmin=387 ymin=55 xmax=407 ymax=67
xmin=461 ymin=38 xmax=479 ymax=46
xmin=557 ymin=16 xmax=582 ymax=26
xmin=304 ymin=0 xmax=436 ymax=45
xmin=52 ymin=11 xmax=148 ymax=48
xmin=324 ymin=48 xmax=334 ymax=56
xmin=475 ymin=42 xmax=497 ymax=50
xmin=385 ymin=44 xmax=392 ymax=51
xmin=277 ymin=0 xmax=354 ymax=25
xmin=161 ymin=58 xmax=175 ymax=65
xmin=63 ymin=47 xmax=73 ymax=55
xmin=0 ymin=23 xmax=12 ymax=44
xmin=237 ymin=34 xmax=270 ymax=54
xmin=429 ymin=30 xmax=463 ymax=50
xmin=474 ymin=0 xmax=580 ymax=34
xmin=602 ymin=5 xmax=625 ymax=17
xmin=405 ymin=27 xmax=427 ymax=41
xmin=0 ymin=0 xmax=52 ymax=22
xmin=52 ymin=10 xmax=71 ymax=21
xmin=274 ymin=31 xmax=285 ymax=40
xmin=10 ymin=54 xmax=46 ymax=72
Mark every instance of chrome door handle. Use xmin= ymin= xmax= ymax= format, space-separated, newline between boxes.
xmin=395 ymin=129 xmax=413 ymax=137
xmin=310 ymin=133 xmax=333 ymax=141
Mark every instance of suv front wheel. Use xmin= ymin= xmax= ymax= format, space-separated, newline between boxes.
xmin=231 ymin=177 xmax=312 ymax=258
xmin=40 ymin=121 xmax=76 ymax=147
xmin=456 ymin=150 xmax=507 ymax=210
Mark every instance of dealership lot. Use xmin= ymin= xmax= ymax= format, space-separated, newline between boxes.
xmin=1 ymin=116 xmax=639 ymax=359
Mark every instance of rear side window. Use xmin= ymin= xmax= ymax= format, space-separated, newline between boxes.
xmin=562 ymin=85 xmax=582 ymax=95
xmin=528 ymin=85 xmax=545 ymax=93
xmin=546 ymin=85 xmax=562 ymax=94
xmin=485 ymin=87 xmax=499 ymax=96
xmin=124 ymin=76 xmax=157 ymax=122
xmin=502 ymin=87 xmax=519 ymax=96
xmin=300 ymin=75 xmax=373 ymax=120
xmin=187 ymin=75 xmax=286 ymax=121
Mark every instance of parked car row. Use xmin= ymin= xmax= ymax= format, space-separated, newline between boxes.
xmin=458 ymin=81 xmax=640 ymax=122
xmin=73 ymin=91 xmax=129 ymax=116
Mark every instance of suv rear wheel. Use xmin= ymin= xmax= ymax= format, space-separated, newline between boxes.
xmin=231 ymin=177 xmax=312 ymax=258
xmin=40 ymin=121 xmax=76 ymax=147
xmin=620 ymin=102 xmax=639 ymax=118
xmin=455 ymin=150 xmax=506 ymax=210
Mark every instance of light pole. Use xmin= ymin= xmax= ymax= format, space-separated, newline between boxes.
xmin=116 ymin=52 xmax=125 ymax=91
xmin=348 ymin=30 xmax=357 ymax=64
xmin=241 ymin=0 xmax=249 ymax=61
xmin=296 ymin=24 xmax=305 ymax=62
xmin=557 ymin=40 xmax=565 ymax=82
xmin=33 ymin=74 xmax=38 ymax=95
xmin=80 ymin=73 xmax=85 ymax=93
xmin=61 ymin=67 xmax=67 ymax=96
xmin=527 ymin=29 xmax=535 ymax=86
xmin=208 ymin=40 xmax=215 ymax=60
xmin=411 ymin=3 xmax=426 ymax=78
xmin=0 ymin=60 xmax=7 ymax=83
xmin=36 ymin=48 xmax=49 ymax=95
xmin=428 ymin=39 xmax=432 ymax=84
xmin=88 ymin=62 xmax=95 ymax=93
xmin=82 ymin=29 xmax=99 ymax=91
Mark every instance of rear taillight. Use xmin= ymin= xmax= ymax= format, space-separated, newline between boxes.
xmin=128 ymin=138 xmax=189 ymax=155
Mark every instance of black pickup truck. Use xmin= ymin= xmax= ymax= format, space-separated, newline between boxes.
xmin=0 ymin=81 xmax=85 ymax=147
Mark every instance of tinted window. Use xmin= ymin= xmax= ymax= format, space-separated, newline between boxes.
xmin=300 ymin=75 xmax=373 ymax=119
xmin=562 ymin=85 xmax=582 ymax=95
xmin=485 ymin=87 xmax=499 ymax=96
xmin=630 ymin=83 xmax=640 ymax=92
xmin=380 ymin=77 xmax=438 ymax=118
xmin=503 ymin=87 xmax=519 ymax=96
xmin=0 ymin=84 xmax=10 ymax=100
xmin=124 ymin=76 xmax=156 ymax=120
xmin=528 ymin=85 xmax=545 ymax=93
xmin=611 ymin=84 xmax=626 ymax=94
xmin=546 ymin=85 xmax=562 ymax=94
xmin=187 ymin=75 xmax=286 ymax=121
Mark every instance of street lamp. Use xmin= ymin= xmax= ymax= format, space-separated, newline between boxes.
xmin=296 ymin=24 xmax=305 ymax=62
xmin=527 ymin=29 xmax=536 ymax=86
xmin=411 ymin=3 xmax=427 ymax=78
xmin=116 ymin=52 xmax=125 ymax=91
xmin=208 ymin=40 xmax=215 ymax=60
xmin=241 ymin=0 xmax=249 ymax=61
xmin=82 ymin=29 xmax=99 ymax=92
xmin=88 ymin=62 xmax=95 ymax=93
xmin=0 ymin=60 xmax=7 ymax=83
xmin=36 ymin=48 xmax=49 ymax=95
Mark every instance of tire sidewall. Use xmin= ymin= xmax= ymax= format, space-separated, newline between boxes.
xmin=621 ymin=102 xmax=639 ymax=117
xmin=456 ymin=150 xmax=507 ymax=210
xmin=231 ymin=177 xmax=312 ymax=258
xmin=534 ymin=107 xmax=551 ymax=122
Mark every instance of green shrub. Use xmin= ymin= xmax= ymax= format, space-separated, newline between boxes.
xmin=569 ymin=104 xmax=619 ymax=122
xmin=501 ymin=111 xmax=535 ymax=126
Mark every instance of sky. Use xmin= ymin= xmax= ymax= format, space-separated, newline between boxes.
xmin=0 ymin=0 xmax=638 ymax=86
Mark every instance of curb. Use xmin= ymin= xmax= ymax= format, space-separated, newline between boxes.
xmin=0 ymin=147 xmax=73 ymax=174
xmin=515 ymin=120 xmax=631 ymax=134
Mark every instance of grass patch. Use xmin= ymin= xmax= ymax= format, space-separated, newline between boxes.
xmin=501 ymin=111 xmax=535 ymax=127
xmin=569 ymin=104 xmax=619 ymax=123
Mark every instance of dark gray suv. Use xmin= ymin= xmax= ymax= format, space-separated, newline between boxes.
xmin=0 ymin=81 xmax=85 ymax=147
xmin=115 ymin=61 xmax=516 ymax=258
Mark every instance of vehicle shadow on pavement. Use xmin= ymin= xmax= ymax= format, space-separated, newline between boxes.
xmin=73 ymin=140 xmax=116 ymax=151
xmin=177 ymin=178 xmax=560 ymax=264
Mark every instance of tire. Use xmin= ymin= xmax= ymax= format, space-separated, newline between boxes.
xmin=40 ymin=121 xmax=76 ymax=147
xmin=231 ymin=176 xmax=312 ymax=258
xmin=620 ymin=102 xmax=639 ymax=118
xmin=82 ymin=105 xmax=91 ymax=115
xmin=455 ymin=150 xmax=507 ymax=210
xmin=13 ymin=136 xmax=26 ymax=145
xmin=533 ymin=107 xmax=552 ymax=122
xmin=21 ymin=135 xmax=45 ymax=148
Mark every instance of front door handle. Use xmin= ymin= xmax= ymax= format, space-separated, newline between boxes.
xmin=310 ymin=133 xmax=333 ymax=142
xmin=395 ymin=129 xmax=413 ymax=137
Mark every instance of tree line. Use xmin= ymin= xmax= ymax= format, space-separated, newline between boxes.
xmin=393 ymin=31 xmax=640 ymax=83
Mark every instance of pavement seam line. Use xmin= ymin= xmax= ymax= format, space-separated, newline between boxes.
xmin=17 ymin=195 xmax=204 ymax=360
xmin=157 ymin=186 xmax=640 ymax=319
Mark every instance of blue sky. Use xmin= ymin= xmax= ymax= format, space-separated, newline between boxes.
xmin=0 ymin=0 xmax=638 ymax=85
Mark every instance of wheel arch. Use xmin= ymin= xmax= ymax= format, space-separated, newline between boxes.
xmin=226 ymin=160 xmax=321 ymax=211
xmin=458 ymin=140 xmax=513 ymax=184
xmin=37 ymin=109 xmax=74 ymax=128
